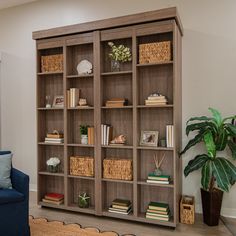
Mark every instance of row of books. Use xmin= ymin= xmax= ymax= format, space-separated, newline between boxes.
xmin=105 ymin=98 xmax=128 ymax=108
xmin=146 ymin=202 xmax=170 ymax=221
xmin=147 ymin=173 xmax=170 ymax=185
xmin=101 ymin=124 xmax=113 ymax=145
xmin=67 ymin=88 xmax=80 ymax=108
xmin=45 ymin=132 xmax=64 ymax=144
xmin=42 ymin=193 xmax=64 ymax=205
xmin=145 ymin=93 xmax=167 ymax=106
xmin=166 ymin=125 xmax=174 ymax=148
xmin=88 ymin=127 xmax=94 ymax=145
xmin=108 ymin=199 xmax=132 ymax=215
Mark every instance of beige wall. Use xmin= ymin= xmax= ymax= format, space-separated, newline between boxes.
xmin=0 ymin=0 xmax=236 ymax=217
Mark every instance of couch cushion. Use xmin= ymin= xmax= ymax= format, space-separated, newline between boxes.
xmin=0 ymin=188 xmax=24 ymax=204
xmin=0 ymin=153 xmax=13 ymax=189
xmin=0 ymin=151 xmax=11 ymax=155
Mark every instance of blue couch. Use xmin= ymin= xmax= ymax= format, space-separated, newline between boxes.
xmin=0 ymin=168 xmax=30 ymax=236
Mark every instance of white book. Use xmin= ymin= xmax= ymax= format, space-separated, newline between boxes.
xmin=108 ymin=208 xmax=132 ymax=215
xmin=166 ymin=125 xmax=169 ymax=147
xmin=171 ymin=125 xmax=174 ymax=148
xmin=106 ymin=126 xmax=110 ymax=145
xmin=146 ymin=180 xmax=170 ymax=184
xmin=101 ymin=124 xmax=104 ymax=145
xmin=104 ymin=125 xmax=107 ymax=146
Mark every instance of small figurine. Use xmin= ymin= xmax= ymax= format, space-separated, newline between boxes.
xmin=110 ymin=135 xmax=126 ymax=145
xmin=79 ymin=98 xmax=87 ymax=106
xmin=77 ymin=60 xmax=93 ymax=75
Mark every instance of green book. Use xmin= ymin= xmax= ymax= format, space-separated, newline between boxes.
xmin=146 ymin=212 xmax=169 ymax=218
xmin=112 ymin=199 xmax=131 ymax=206
xmin=148 ymin=173 xmax=170 ymax=179
xmin=148 ymin=202 xmax=169 ymax=211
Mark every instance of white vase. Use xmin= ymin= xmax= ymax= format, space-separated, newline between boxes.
xmin=81 ymin=135 xmax=88 ymax=145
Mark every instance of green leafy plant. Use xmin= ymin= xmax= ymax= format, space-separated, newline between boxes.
xmin=180 ymin=108 xmax=236 ymax=192
xmin=80 ymin=125 xmax=88 ymax=135
xmin=108 ymin=42 xmax=132 ymax=62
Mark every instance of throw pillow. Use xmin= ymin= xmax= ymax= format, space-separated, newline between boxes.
xmin=0 ymin=153 xmax=13 ymax=189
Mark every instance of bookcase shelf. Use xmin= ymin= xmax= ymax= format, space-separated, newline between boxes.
xmin=35 ymin=8 xmax=182 ymax=228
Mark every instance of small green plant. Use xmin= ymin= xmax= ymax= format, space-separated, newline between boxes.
xmin=180 ymin=108 xmax=236 ymax=192
xmin=80 ymin=125 xmax=88 ymax=135
xmin=108 ymin=42 xmax=132 ymax=62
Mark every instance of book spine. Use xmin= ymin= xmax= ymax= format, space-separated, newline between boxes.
xmin=88 ymin=127 xmax=91 ymax=145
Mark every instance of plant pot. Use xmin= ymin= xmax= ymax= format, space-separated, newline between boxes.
xmin=47 ymin=165 xmax=59 ymax=173
xmin=111 ymin=60 xmax=120 ymax=72
xmin=81 ymin=134 xmax=88 ymax=145
xmin=201 ymin=188 xmax=223 ymax=226
xmin=78 ymin=193 xmax=90 ymax=208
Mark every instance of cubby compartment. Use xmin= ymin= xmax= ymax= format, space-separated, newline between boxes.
xmin=38 ymin=175 xmax=64 ymax=202
xmin=137 ymin=149 xmax=173 ymax=183
xmin=137 ymin=65 xmax=173 ymax=105
xmin=137 ymin=185 xmax=174 ymax=221
xmin=38 ymin=145 xmax=64 ymax=173
xmin=38 ymin=110 xmax=64 ymax=142
xmin=66 ymin=43 xmax=93 ymax=76
xmin=68 ymin=177 xmax=95 ymax=210
xmin=137 ymin=108 xmax=173 ymax=146
xmin=67 ymin=110 xmax=94 ymax=144
xmin=102 ymin=181 xmax=133 ymax=212
xmin=102 ymin=109 xmax=133 ymax=145
xmin=101 ymin=38 xmax=132 ymax=73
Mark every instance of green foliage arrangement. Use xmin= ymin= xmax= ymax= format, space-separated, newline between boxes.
xmin=180 ymin=108 xmax=236 ymax=192
xmin=108 ymin=42 xmax=132 ymax=62
xmin=80 ymin=125 xmax=88 ymax=135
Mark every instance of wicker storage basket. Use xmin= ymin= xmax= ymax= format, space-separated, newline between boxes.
xmin=41 ymin=54 xmax=63 ymax=72
xmin=103 ymin=159 xmax=133 ymax=181
xmin=70 ymin=156 xmax=94 ymax=177
xmin=139 ymin=41 xmax=171 ymax=64
xmin=180 ymin=195 xmax=195 ymax=224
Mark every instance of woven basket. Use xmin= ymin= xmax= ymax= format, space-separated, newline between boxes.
xmin=41 ymin=54 xmax=63 ymax=72
xmin=139 ymin=41 xmax=171 ymax=64
xmin=180 ymin=195 xmax=195 ymax=224
xmin=70 ymin=156 xmax=94 ymax=177
xmin=103 ymin=159 xmax=132 ymax=181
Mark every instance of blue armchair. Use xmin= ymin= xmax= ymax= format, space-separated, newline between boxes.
xmin=0 ymin=168 xmax=30 ymax=236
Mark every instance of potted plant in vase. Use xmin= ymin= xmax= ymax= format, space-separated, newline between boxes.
xmin=180 ymin=108 xmax=236 ymax=226
xmin=108 ymin=42 xmax=132 ymax=72
xmin=80 ymin=125 xmax=88 ymax=145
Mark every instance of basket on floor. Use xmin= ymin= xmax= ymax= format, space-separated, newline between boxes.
xmin=70 ymin=156 xmax=94 ymax=177
xmin=180 ymin=195 xmax=195 ymax=224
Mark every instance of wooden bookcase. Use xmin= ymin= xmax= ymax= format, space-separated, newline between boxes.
xmin=34 ymin=7 xmax=182 ymax=227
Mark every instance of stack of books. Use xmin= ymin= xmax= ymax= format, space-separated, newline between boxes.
xmin=42 ymin=193 xmax=64 ymax=205
xmin=145 ymin=93 xmax=167 ymax=106
xmin=101 ymin=124 xmax=113 ymax=145
xmin=105 ymin=98 xmax=128 ymax=108
xmin=108 ymin=199 xmax=132 ymax=215
xmin=146 ymin=202 xmax=170 ymax=221
xmin=166 ymin=125 xmax=174 ymax=148
xmin=45 ymin=132 xmax=64 ymax=144
xmin=88 ymin=126 xmax=94 ymax=145
xmin=67 ymin=88 xmax=80 ymax=108
xmin=147 ymin=173 xmax=170 ymax=185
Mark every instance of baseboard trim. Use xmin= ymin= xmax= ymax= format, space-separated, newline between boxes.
xmin=30 ymin=184 xmax=37 ymax=192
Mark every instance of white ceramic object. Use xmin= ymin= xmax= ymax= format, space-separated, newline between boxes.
xmin=77 ymin=60 xmax=92 ymax=75
xmin=81 ymin=135 xmax=88 ymax=145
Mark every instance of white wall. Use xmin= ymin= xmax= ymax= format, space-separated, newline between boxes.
xmin=0 ymin=0 xmax=236 ymax=217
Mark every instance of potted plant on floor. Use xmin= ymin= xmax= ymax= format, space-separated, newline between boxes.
xmin=180 ymin=108 xmax=236 ymax=226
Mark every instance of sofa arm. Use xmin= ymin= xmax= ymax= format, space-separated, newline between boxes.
xmin=11 ymin=168 xmax=29 ymax=198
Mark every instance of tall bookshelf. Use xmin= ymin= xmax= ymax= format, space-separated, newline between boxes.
xmin=34 ymin=7 xmax=182 ymax=227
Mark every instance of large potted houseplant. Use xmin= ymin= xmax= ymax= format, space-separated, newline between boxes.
xmin=180 ymin=108 xmax=236 ymax=226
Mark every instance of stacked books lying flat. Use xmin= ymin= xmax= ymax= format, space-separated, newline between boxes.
xmin=166 ymin=125 xmax=174 ymax=148
xmin=147 ymin=173 xmax=170 ymax=185
xmin=88 ymin=126 xmax=94 ymax=145
xmin=108 ymin=199 xmax=132 ymax=215
xmin=105 ymin=98 xmax=128 ymax=107
xmin=146 ymin=202 xmax=170 ymax=221
xmin=42 ymin=193 xmax=64 ymax=205
xmin=101 ymin=124 xmax=113 ymax=145
xmin=145 ymin=93 xmax=167 ymax=106
xmin=45 ymin=132 xmax=64 ymax=144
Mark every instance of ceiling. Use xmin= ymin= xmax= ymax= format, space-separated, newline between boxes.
xmin=0 ymin=0 xmax=37 ymax=10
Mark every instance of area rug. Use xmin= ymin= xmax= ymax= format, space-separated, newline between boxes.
xmin=29 ymin=216 xmax=135 ymax=236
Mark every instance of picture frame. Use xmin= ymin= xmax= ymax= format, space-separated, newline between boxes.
xmin=53 ymin=95 xmax=64 ymax=108
xmin=140 ymin=131 xmax=159 ymax=147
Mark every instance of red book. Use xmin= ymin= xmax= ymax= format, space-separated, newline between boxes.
xmin=45 ymin=193 xmax=64 ymax=201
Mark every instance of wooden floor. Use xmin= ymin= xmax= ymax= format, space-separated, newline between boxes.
xmin=29 ymin=192 xmax=233 ymax=236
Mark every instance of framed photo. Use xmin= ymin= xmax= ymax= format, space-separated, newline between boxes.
xmin=53 ymin=95 xmax=64 ymax=108
xmin=140 ymin=131 xmax=159 ymax=147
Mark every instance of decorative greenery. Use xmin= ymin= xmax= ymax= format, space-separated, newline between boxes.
xmin=108 ymin=42 xmax=132 ymax=62
xmin=80 ymin=125 xmax=88 ymax=135
xmin=180 ymin=108 xmax=236 ymax=192
xmin=78 ymin=192 xmax=90 ymax=208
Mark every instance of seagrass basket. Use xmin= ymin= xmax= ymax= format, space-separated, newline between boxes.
xmin=103 ymin=159 xmax=133 ymax=180
xmin=41 ymin=54 xmax=63 ymax=72
xmin=139 ymin=41 xmax=171 ymax=64
xmin=180 ymin=195 xmax=195 ymax=224
xmin=70 ymin=156 xmax=94 ymax=177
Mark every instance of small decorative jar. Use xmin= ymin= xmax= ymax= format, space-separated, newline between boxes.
xmin=81 ymin=135 xmax=88 ymax=145
xmin=111 ymin=60 xmax=120 ymax=72
xmin=46 ymin=157 xmax=61 ymax=173
xmin=78 ymin=192 xmax=90 ymax=208
xmin=47 ymin=165 xmax=59 ymax=173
